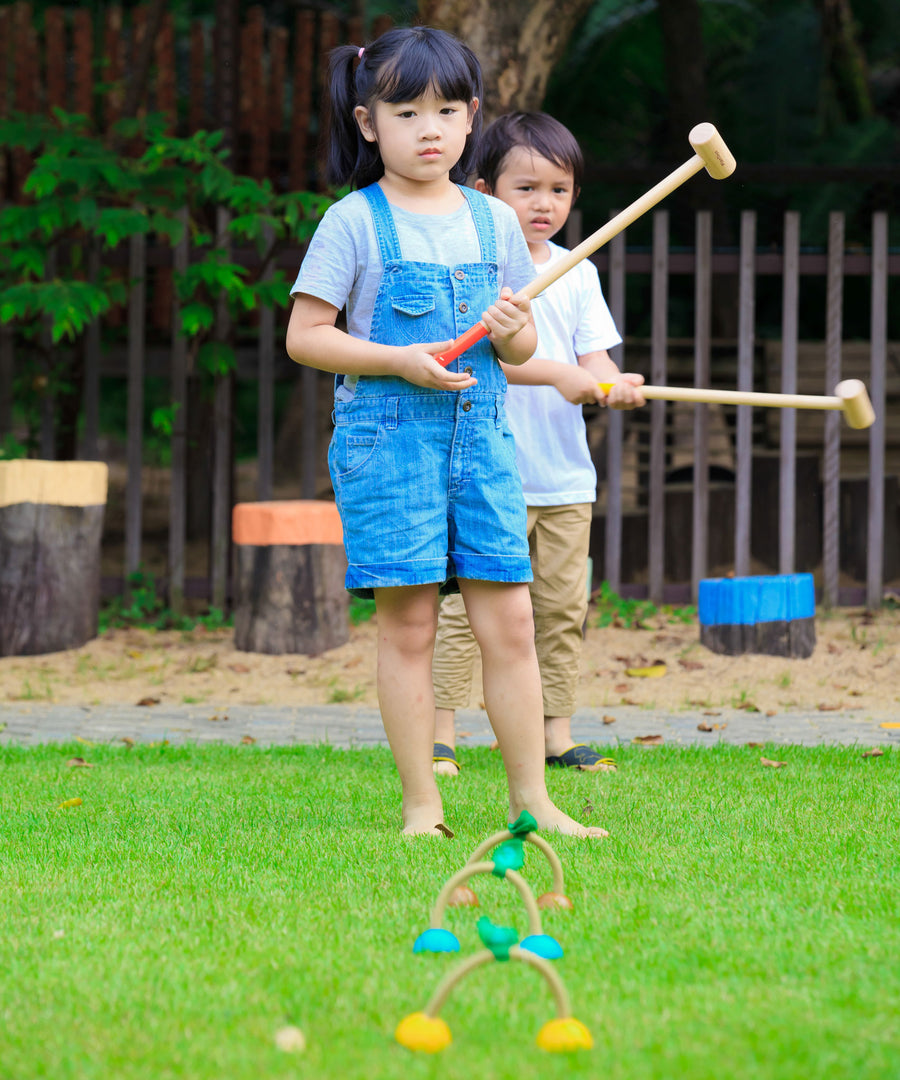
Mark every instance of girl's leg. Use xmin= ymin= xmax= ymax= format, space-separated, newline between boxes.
xmin=459 ymin=579 xmax=608 ymax=838
xmin=373 ymin=584 xmax=447 ymax=835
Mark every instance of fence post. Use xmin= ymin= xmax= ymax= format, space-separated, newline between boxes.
xmin=169 ymin=208 xmax=189 ymax=615
xmin=211 ymin=206 xmax=233 ymax=611
xmin=257 ymin=224 xmax=275 ymax=501
xmin=648 ymin=210 xmax=668 ymax=605
xmin=866 ymin=211 xmax=888 ymax=610
xmin=691 ymin=210 xmax=712 ymax=602
xmin=81 ymin=242 xmax=101 ymax=460
xmin=605 ymin=216 xmax=626 ymax=595
xmin=779 ymin=211 xmax=800 ymax=574
xmin=125 ymin=221 xmax=146 ymax=586
xmin=822 ymin=212 xmax=844 ymax=608
xmin=734 ymin=210 xmax=756 ymax=577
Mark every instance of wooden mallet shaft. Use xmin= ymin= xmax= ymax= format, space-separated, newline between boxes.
xmin=436 ymin=122 xmax=736 ymax=368
xmin=596 ymin=378 xmax=876 ymax=430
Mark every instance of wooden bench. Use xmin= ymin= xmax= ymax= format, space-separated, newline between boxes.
xmin=0 ymin=460 xmax=108 ymax=656
xmin=232 ymin=499 xmax=349 ymax=655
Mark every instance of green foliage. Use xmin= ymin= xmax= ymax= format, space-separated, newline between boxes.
xmin=0 ymin=433 xmax=29 ymax=460
xmin=99 ymin=568 xmax=233 ymax=633
xmin=349 ymin=596 xmax=378 ymax=625
xmin=0 ymin=109 xmax=334 ymax=455
xmin=592 ymin=580 xmax=696 ymax=629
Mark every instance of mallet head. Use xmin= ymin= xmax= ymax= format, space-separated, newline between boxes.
xmin=835 ymin=379 xmax=875 ymax=430
xmin=689 ymin=123 xmax=736 ymax=180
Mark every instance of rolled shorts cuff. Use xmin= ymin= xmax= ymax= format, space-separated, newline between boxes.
xmin=345 ymin=558 xmax=451 ymax=599
xmin=451 ymin=551 xmax=533 ymax=584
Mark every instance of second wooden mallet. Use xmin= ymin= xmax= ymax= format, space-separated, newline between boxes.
xmin=596 ymin=378 xmax=876 ymax=429
xmin=436 ymin=122 xmax=736 ymax=367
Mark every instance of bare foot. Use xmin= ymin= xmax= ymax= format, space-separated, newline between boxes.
xmin=512 ymin=802 xmax=609 ymax=839
xmin=401 ymin=793 xmax=448 ymax=836
xmin=433 ymin=759 xmax=460 ymax=777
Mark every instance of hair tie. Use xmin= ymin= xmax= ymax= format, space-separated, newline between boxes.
xmin=358 ymin=46 xmax=365 ymax=59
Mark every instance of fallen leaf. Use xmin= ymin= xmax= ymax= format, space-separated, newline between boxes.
xmin=136 ymin=697 xmax=160 ymax=707
xmin=625 ymin=663 xmax=667 ymax=678
xmin=457 ymin=730 xmax=473 ymax=738
xmin=602 ymin=715 xmax=617 ymax=725
xmin=848 ymin=689 xmax=864 ymax=697
xmin=817 ymin=703 xmax=843 ymax=712
xmin=633 ymin=734 xmax=663 ymax=745
xmin=678 ymin=659 xmax=704 ymax=671
xmin=74 ymin=735 xmax=96 ymax=745
xmin=343 ymin=656 xmax=362 ymax=669
xmin=240 ymin=734 xmax=256 ymax=745
xmin=207 ymin=713 xmax=228 ymax=723
xmin=65 ymin=757 xmax=94 ymax=768
xmin=57 ymin=797 xmax=83 ymax=809
xmin=737 ymin=702 xmax=760 ymax=713
xmin=285 ymin=668 xmax=305 ymax=677
xmin=229 ymin=663 xmax=251 ymax=674
xmin=760 ymin=757 xmax=787 ymax=768
xmin=581 ymin=802 xmax=594 ymax=817
xmin=766 ymin=710 xmax=778 ymax=717
xmin=614 ymin=683 xmax=630 ymax=693
xmin=121 ymin=736 xmax=135 ymax=748
xmin=127 ymin=649 xmax=143 ymax=659
xmin=879 ymin=722 xmax=900 ymax=729
xmin=147 ymin=740 xmax=170 ymax=748
xmin=697 ymin=722 xmax=727 ymax=732
xmin=702 ymin=710 xmax=722 ymax=716
xmin=862 ymin=748 xmax=884 ymax=758
xmin=746 ymin=742 xmax=764 ymax=747
xmin=621 ymin=697 xmax=641 ymax=706
xmin=435 ymin=823 xmax=455 ymax=838
xmin=827 ymin=643 xmax=841 ymax=654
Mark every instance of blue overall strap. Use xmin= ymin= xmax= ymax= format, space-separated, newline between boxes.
xmin=459 ymin=185 xmax=497 ymax=265
xmin=359 ymin=183 xmax=402 ymax=263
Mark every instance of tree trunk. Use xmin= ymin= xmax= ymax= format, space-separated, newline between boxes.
xmin=419 ymin=0 xmax=595 ymax=121
xmin=814 ymin=0 xmax=874 ymax=129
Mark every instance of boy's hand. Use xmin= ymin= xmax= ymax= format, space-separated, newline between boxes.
xmin=600 ymin=372 xmax=646 ymax=409
xmin=393 ymin=341 xmax=478 ymax=391
xmin=480 ymin=287 xmax=532 ymax=348
xmin=553 ymin=364 xmax=613 ymax=405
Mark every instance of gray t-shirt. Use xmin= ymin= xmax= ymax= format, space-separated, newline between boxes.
xmin=290 ymin=186 xmax=535 ymax=342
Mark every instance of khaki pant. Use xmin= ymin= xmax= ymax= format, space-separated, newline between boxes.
xmin=433 ymin=502 xmax=592 ymax=717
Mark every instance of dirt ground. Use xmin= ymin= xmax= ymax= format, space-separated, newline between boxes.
xmin=2 ymin=604 xmax=898 ymax=717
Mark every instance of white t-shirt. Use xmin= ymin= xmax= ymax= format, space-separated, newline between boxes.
xmin=505 ymin=241 xmax=622 ymax=505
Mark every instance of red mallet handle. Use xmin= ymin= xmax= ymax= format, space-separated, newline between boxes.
xmin=435 ymin=322 xmax=488 ymax=368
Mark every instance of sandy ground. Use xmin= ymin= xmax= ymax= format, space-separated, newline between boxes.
xmin=1 ymin=605 xmax=898 ymax=717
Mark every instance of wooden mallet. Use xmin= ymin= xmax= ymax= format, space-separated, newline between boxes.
xmin=596 ymin=378 xmax=876 ymax=429
xmin=436 ymin=122 xmax=736 ymax=367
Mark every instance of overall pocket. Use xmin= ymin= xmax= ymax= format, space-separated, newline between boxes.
xmin=389 ymin=294 xmax=440 ymax=346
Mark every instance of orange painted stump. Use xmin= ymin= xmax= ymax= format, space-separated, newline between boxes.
xmin=232 ymin=500 xmax=349 ymax=655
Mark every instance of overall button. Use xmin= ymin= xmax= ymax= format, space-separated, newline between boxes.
xmin=458 ymin=302 xmax=468 ymax=313
xmin=454 ymin=269 xmax=465 ymax=280
xmin=461 ymin=400 xmax=472 ymax=412
xmin=464 ymin=367 xmax=473 ymax=375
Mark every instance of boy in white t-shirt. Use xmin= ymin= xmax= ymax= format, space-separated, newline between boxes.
xmin=432 ymin=112 xmax=645 ymax=776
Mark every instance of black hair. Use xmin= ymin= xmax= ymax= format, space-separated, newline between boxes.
xmin=325 ymin=26 xmax=483 ymax=189
xmin=475 ymin=112 xmax=584 ymax=194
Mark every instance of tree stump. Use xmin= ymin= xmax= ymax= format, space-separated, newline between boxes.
xmin=0 ymin=460 xmax=108 ymax=656
xmin=698 ymin=574 xmax=816 ymax=658
xmin=232 ymin=500 xmax=349 ymax=655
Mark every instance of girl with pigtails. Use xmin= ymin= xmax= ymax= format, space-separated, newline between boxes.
xmin=286 ymin=26 xmax=607 ymax=839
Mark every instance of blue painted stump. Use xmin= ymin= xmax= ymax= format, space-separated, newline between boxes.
xmin=698 ymin=574 xmax=816 ymax=658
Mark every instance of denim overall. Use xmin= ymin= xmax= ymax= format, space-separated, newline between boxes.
xmin=328 ymin=183 xmax=532 ymax=598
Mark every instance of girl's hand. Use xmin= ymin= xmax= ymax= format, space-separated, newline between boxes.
xmin=480 ymin=287 xmax=531 ymax=348
xmin=393 ymin=341 xmax=479 ymax=391
xmin=601 ymin=371 xmax=646 ymax=409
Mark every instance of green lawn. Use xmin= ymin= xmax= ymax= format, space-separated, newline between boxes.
xmin=1 ymin=742 xmax=897 ymax=1080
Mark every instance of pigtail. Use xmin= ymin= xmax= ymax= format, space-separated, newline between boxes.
xmin=324 ymin=44 xmax=368 ymax=187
